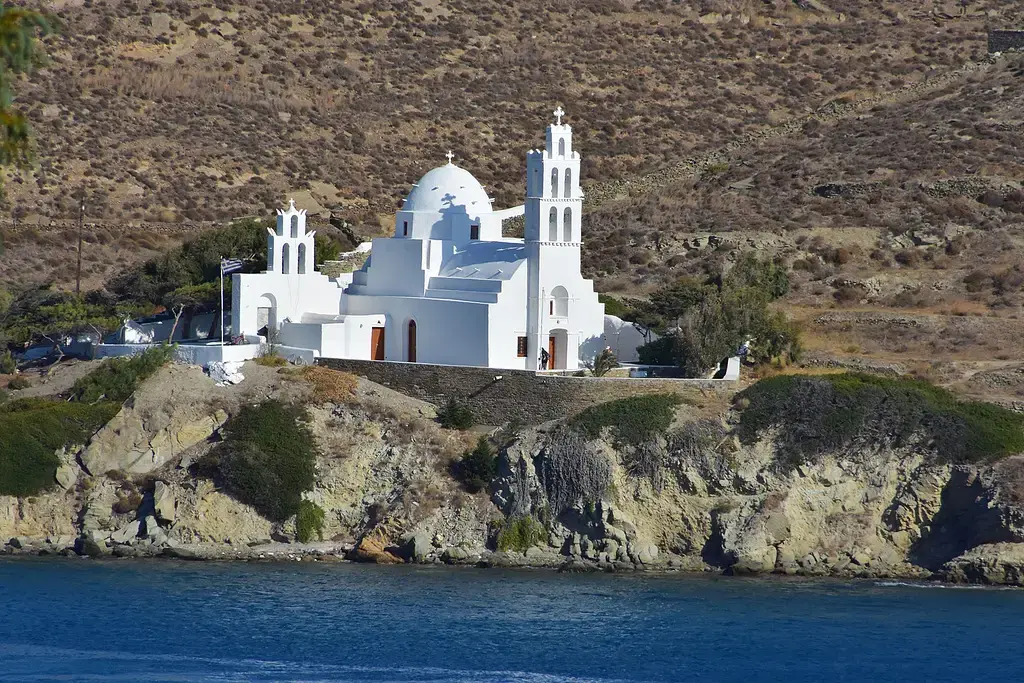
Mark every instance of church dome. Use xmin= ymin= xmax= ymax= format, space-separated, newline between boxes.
xmin=402 ymin=162 xmax=492 ymax=214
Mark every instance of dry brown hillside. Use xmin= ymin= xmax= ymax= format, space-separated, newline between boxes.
xmin=0 ymin=0 xmax=1021 ymax=386
xmin=5 ymin=0 xmax=1020 ymax=224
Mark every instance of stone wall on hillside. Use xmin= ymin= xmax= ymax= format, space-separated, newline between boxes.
xmin=317 ymin=358 xmax=732 ymax=425
xmin=989 ymin=30 xmax=1024 ymax=53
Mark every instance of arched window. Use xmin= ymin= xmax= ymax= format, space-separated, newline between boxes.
xmin=290 ymin=215 xmax=299 ymax=238
xmin=281 ymin=243 xmax=290 ymax=274
xmin=407 ymin=320 xmax=417 ymax=363
xmin=297 ymin=243 xmax=307 ymax=274
xmin=558 ymin=138 xmax=565 ymax=158
xmin=550 ymin=168 xmax=558 ymax=198
xmin=563 ymin=207 xmax=572 ymax=242
xmin=276 ymin=217 xmax=284 ymax=236
xmin=552 ymin=286 xmax=569 ymax=317
xmin=548 ymin=207 xmax=558 ymax=241
xmin=563 ymin=168 xmax=572 ymax=198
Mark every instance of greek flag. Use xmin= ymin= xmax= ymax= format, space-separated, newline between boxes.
xmin=221 ymin=258 xmax=244 ymax=274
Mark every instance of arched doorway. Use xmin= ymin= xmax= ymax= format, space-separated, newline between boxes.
xmin=407 ymin=320 xmax=417 ymax=363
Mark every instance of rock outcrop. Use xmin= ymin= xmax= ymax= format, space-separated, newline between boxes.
xmin=5 ymin=363 xmax=1024 ymax=586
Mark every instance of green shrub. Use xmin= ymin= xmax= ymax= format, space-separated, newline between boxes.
xmin=0 ymin=399 xmax=119 ymax=496
xmin=295 ymin=500 xmax=325 ymax=542
xmin=737 ymin=373 xmax=1024 ymax=468
xmin=70 ymin=345 xmax=173 ymax=403
xmin=586 ymin=348 xmax=618 ymax=377
xmin=437 ymin=397 xmax=474 ymax=430
xmin=496 ymin=515 xmax=545 ymax=552
xmin=452 ymin=436 xmax=496 ymax=493
xmin=570 ymin=393 xmax=682 ymax=446
xmin=204 ymin=400 xmax=318 ymax=522
xmin=598 ymin=294 xmax=628 ymax=318
xmin=6 ymin=375 xmax=30 ymax=390
xmin=0 ymin=350 xmax=15 ymax=374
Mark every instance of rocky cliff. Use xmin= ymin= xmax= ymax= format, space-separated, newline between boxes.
xmin=4 ymin=363 xmax=1024 ymax=586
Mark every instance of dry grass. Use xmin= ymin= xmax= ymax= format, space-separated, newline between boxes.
xmin=302 ymin=366 xmax=358 ymax=404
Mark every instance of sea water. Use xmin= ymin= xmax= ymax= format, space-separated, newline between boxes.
xmin=1 ymin=559 xmax=1022 ymax=682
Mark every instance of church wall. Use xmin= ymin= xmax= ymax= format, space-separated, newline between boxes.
xmin=362 ymin=239 xmax=428 ymax=296
xmin=342 ymin=294 xmax=490 ymax=366
xmin=232 ymin=271 xmax=342 ymax=337
xmin=316 ymin=358 xmax=734 ymax=426
xmin=487 ymin=274 xmax=531 ymax=370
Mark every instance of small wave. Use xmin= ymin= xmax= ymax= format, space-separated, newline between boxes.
xmin=873 ymin=580 xmax=1019 ymax=591
xmin=0 ymin=643 xmax=654 ymax=683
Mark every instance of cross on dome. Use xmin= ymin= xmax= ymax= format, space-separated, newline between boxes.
xmin=445 ymin=150 xmax=455 ymax=164
xmin=553 ymin=106 xmax=565 ymax=125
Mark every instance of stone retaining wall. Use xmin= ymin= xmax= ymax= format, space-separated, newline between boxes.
xmin=989 ymin=30 xmax=1024 ymax=54
xmin=317 ymin=358 xmax=733 ymax=425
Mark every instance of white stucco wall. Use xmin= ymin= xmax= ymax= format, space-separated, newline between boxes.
xmin=604 ymin=314 xmax=656 ymax=363
xmin=232 ymin=271 xmax=343 ymax=338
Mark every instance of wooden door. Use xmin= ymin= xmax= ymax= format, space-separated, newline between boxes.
xmin=371 ymin=326 xmax=385 ymax=360
xmin=548 ymin=335 xmax=556 ymax=370
xmin=407 ymin=321 xmax=417 ymax=363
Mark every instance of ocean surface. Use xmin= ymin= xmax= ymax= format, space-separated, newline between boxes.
xmin=1 ymin=559 xmax=1023 ymax=682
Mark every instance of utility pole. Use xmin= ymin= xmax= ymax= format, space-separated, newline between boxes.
xmin=75 ymin=196 xmax=84 ymax=295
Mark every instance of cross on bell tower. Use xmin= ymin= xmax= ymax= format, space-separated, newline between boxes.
xmin=553 ymin=106 xmax=565 ymax=125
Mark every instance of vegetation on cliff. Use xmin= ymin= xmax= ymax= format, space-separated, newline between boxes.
xmin=201 ymin=400 xmax=318 ymax=522
xmin=69 ymin=345 xmax=173 ymax=403
xmin=452 ymin=436 xmax=496 ymax=494
xmin=628 ymin=254 xmax=799 ymax=376
xmin=737 ymin=373 xmax=1024 ymax=467
xmin=570 ymin=393 xmax=681 ymax=447
xmin=0 ymin=346 xmax=173 ymax=496
xmin=0 ymin=398 xmax=119 ymax=497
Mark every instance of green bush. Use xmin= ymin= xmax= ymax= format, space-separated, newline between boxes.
xmin=0 ymin=350 xmax=15 ymax=374
xmin=737 ymin=373 xmax=1024 ymax=468
xmin=205 ymin=400 xmax=318 ymax=522
xmin=452 ymin=436 xmax=496 ymax=493
xmin=437 ymin=397 xmax=474 ymax=430
xmin=70 ymin=345 xmax=173 ymax=403
xmin=0 ymin=399 xmax=119 ymax=496
xmin=295 ymin=500 xmax=325 ymax=542
xmin=598 ymin=294 xmax=628 ymax=318
xmin=6 ymin=375 xmax=30 ymax=390
xmin=496 ymin=516 xmax=545 ymax=552
xmin=570 ymin=393 xmax=682 ymax=446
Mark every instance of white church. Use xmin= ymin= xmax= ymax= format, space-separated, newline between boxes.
xmin=230 ymin=109 xmax=642 ymax=371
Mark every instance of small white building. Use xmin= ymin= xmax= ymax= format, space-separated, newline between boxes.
xmin=232 ymin=109 xmax=610 ymax=371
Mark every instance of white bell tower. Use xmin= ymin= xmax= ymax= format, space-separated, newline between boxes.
xmin=525 ymin=107 xmax=585 ymax=371
xmin=267 ymin=199 xmax=316 ymax=276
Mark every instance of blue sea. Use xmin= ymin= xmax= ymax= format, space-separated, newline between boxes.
xmin=1 ymin=559 xmax=1022 ymax=682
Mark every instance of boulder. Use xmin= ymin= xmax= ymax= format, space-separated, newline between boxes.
xmin=143 ymin=515 xmax=161 ymax=541
xmin=153 ymin=481 xmax=175 ymax=524
xmin=400 ymin=531 xmax=432 ymax=563
xmin=348 ymin=537 xmax=402 ymax=564
xmin=77 ymin=530 xmax=110 ymax=557
xmin=441 ymin=546 xmax=471 ymax=564
xmin=110 ymin=520 xmax=141 ymax=545
xmin=54 ymin=465 xmax=77 ymax=491
xmin=636 ymin=543 xmax=660 ymax=565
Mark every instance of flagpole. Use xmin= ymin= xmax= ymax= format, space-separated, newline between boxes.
xmin=220 ymin=259 xmax=225 ymax=347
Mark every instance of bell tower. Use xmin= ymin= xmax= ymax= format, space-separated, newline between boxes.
xmin=525 ymin=107 xmax=585 ymax=371
xmin=524 ymin=106 xmax=582 ymax=245
xmin=268 ymin=199 xmax=316 ymax=275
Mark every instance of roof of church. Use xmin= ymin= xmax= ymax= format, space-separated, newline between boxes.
xmin=438 ymin=240 xmax=526 ymax=281
xmin=402 ymin=162 xmax=493 ymax=215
